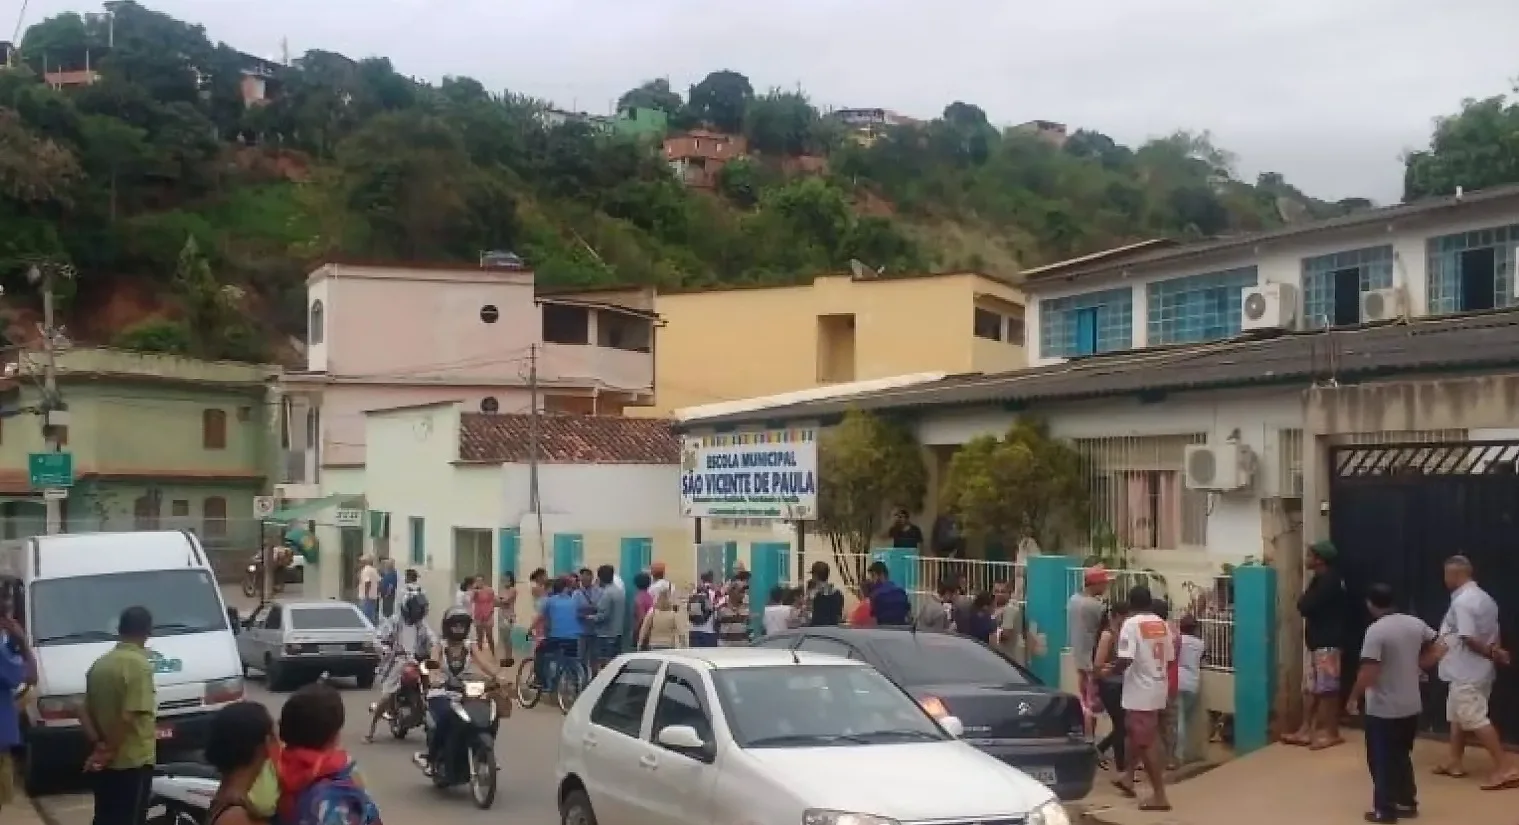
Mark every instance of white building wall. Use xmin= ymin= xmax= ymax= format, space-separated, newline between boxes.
xmin=915 ymin=387 xmax=1304 ymax=590
xmin=1026 ymin=200 xmax=1519 ymax=366
xmin=358 ymin=403 xmax=507 ymax=609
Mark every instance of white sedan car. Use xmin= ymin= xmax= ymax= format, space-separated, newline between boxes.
xmin=555 ymin=647 xmax=1070 ymax=825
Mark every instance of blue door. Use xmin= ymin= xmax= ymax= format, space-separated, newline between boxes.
xmin=1074 ymin=307 xmax=1098 ymax=355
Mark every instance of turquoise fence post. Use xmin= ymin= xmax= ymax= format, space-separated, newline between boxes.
xmin=618 ymin=537 xmax=652 ymax=651
xmin=497 ymin=529 xmax=520 ymax=578
xmin=1233 ymin=564 xmax=1278 ymax=755
xmin=750 ymin=541 xmax=790 ymax=636
xmin=873 ymin=548 xmax=918 ymax=597
xmin=1026 ymin=555 xmax=1080 ymax=686
xmin=552 ymin=534 xmax=584 ymax=578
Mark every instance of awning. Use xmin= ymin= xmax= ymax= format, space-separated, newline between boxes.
xmin=264 ymin=493 xmax=363 ymax=523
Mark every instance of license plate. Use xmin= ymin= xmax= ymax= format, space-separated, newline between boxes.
xmin=155 ymin=726 xmax=174 ymax=740
xmin=1027 ymin=766 xmax=1057 ymax=785
xmin=320 ymin=644 xmax=344 ymax=654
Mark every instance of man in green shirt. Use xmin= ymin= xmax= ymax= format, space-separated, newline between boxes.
xmin=81 ymin=606 xmax=156 ymax=825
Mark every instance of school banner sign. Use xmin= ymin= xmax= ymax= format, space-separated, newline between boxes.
xmin=680 ymin=429 xmax=819 ymax=520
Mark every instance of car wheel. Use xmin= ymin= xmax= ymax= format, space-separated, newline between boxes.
xmin=560 ymin=789 xmax=597 ymax=825
xmin=265 ymin=655 xmax=289 ymax=692
xmin=22 ymin=739 xmax=53 ymax=797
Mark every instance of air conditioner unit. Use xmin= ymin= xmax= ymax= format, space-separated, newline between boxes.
xmin=1183 ymin=442 xmax=1255 ymax=492
xmin=1241 ymin=283 xmax=1298 ymax=331
xmin=1361 ymin=286 xmax=1406 ymax=322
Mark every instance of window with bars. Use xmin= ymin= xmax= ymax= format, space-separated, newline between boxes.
xmin=1301 ymin=246 xmax=1393 ymax=328
xmin=1146 ymin=267 xmax=1258 ymax=345
xmin=1074 ymin=434 xmax=1209 ymax=550
xmin=1038 ymin=288 xmax=1133 ymax=357
xmin=1426 ymin=224 xmax=1519 ymax=314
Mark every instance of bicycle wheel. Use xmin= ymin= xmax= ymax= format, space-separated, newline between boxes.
xmin=556 ymin=660 xmax=585 ymax=714
xmin=515 ymin=656 xmax=541 ymax=709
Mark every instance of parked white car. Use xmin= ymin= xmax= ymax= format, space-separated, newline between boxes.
xmin=554 ymin=647 xmax=1069 ymax=825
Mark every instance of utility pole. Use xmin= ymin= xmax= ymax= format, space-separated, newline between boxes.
xmin=527 ymin=344 xmax=545 ymax=567
xmin=34 ymin=263 xmax=70 ymax=535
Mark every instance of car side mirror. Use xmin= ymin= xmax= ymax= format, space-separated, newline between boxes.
xmin=655 ymin=724 xmax=707 ymax=752
xmin=938 ymin=716 xmax=965 ymax=738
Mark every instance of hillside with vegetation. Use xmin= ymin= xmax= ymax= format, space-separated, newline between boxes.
xmin=4 ymin=1 xmax=1471 ymax=363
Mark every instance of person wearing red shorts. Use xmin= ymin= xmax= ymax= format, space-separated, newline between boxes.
xmin=1105 ymin=585 xmax=1174 ymax=812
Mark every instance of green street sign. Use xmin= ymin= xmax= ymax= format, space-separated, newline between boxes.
xmin=28 ymin=452 xmax=74 ymax=488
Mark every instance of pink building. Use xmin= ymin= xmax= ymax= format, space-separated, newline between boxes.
xmin=276 ymin=261 xmax=657 ymax=499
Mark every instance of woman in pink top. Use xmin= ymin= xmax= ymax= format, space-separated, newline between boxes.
xmin=471 ymin=577 xmax=497 ymax=657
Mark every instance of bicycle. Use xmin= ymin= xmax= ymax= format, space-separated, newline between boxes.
xmin=515 ymin=643 xmax=588 ymax=714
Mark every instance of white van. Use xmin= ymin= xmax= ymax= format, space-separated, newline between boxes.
xmin=0 ymin=530 xmax=243 ymax=792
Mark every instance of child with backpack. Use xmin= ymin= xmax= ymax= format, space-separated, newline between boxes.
xmin=276 ymin=683 xmax=382 ymax=825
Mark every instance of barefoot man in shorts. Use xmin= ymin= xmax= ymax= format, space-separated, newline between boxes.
xmin=1106 ymin=585 xmax=1173 ymax=812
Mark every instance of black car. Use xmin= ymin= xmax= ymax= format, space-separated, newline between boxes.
xmin=754 ymin=626 xmax=1096 ymax=801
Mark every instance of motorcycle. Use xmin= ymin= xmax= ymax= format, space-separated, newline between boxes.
xmin=241 ymin=552 xmax=287 ymax=598
xmin=415 ymin=666 xmax=499 ymax=809
xmin=367 ymin=656 xmax=428 ymax=740
xmin=146 ymin=761 xmax=220 ymax=825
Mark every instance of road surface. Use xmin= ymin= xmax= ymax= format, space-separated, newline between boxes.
xmin=34 ymin=674 xmax=566 ymax=825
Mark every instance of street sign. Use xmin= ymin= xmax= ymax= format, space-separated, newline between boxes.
xmin=253 ymin=496 xmax=276 ymax=519
xmin=27 ymin=452 xmax=73 ymax=488
xmin=42 ymin=488 xmax=68 ymax=501
xmin=335 ymin=507 xmax=364 ymax=528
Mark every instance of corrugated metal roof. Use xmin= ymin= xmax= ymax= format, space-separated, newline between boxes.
xmin=1023 ymin=183 xmax=1519 ymax=286
xmin=675 ymin=309 xmax=1519 ymax=429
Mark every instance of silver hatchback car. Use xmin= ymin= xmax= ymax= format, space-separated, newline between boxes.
xmin=234 ymin=599 xmax=379 ymax=691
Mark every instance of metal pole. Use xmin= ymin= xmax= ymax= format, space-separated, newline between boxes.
xmin=41 ymin=268 xmax=60 ymax=535
xmin=528 ymin=344 xmax=545 ymax=567
xmin=263 ymin=379 xmax=281 ymax=602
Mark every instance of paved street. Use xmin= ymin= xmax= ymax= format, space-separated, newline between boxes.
xmin=34 ymin=674 xmax=567 ymax=825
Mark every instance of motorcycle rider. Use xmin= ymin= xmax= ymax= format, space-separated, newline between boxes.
xmin=365 ymin=590 xmax=434 ymax=743
xmin=414 ymin=607 xmax=498 ymax=776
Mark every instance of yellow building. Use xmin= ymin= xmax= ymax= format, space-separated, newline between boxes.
xmin=650 ymin=271 xmax=1025 ymax=414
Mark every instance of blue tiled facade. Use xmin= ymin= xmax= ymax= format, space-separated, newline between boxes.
xmin=1426 ymin=224 xmax=1519 ymax=314
xmin=1038 ymin=288 xmax=1133 ymax=358
xmin=1146 ymin=267 xmax=1259 ymax=345
xmin=1301 ymin=245 xmax=1394 ymax=328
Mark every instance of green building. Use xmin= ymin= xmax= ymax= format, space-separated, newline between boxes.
xmin=613 ymin=106 xmax=669 ymax=140
xmin=0 ymin=348 xmax=280 ymax=561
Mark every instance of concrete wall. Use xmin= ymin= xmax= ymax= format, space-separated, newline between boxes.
xmin=651 ymin=273 xmax=1025 ymax=414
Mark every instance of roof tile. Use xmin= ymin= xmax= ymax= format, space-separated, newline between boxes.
xmin=458 ymin=413 xmax=679 ymax=464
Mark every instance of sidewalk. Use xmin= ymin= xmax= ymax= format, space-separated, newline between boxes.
xmin=1085 ymin=733 xmax=1518 ymax=825
xmin=2 ymin=795 xmax=47 ymax=825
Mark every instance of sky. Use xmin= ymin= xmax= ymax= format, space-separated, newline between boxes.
xmin=17 ymin=0 xmax=1519 ymax=204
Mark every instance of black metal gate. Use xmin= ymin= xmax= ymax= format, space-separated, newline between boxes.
xmin=1329 ymin=440 xmax=1519 ymax=743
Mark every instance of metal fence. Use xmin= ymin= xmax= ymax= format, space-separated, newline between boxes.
xmin=911 ymin=556 xmax=1024 ymax=610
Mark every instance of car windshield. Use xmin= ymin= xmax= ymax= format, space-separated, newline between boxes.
xmin=289 ymin=606 xmax=368 ymax=630
xmin=873 ymin=632 xmax=1035 ymax=687
xmin=31 ymin=569 xmax=228 ymax=646
xmin=713 ymin=664 xmax=949 ymax=748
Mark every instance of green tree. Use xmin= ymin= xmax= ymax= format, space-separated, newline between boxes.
xmin=1403 ymin=93 xmax=1519 ymax=200
xmin=815 ymin=411 xmax=927 ymax=585
xmin=940 ymin=420 xmax=1089 ymax=555
xmin=113 ymin=317 xmax=191 ymax=354
xmin=687 ymin=69 xmax=753 ymax=133
xmin=617 ymin=78 xmax=684 ymax=116
xmin=743 ymin=89 xmax=821 ymax=156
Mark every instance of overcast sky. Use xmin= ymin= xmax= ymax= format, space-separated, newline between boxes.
xmin=21 ymin=0 xmax=1519 ymax=203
